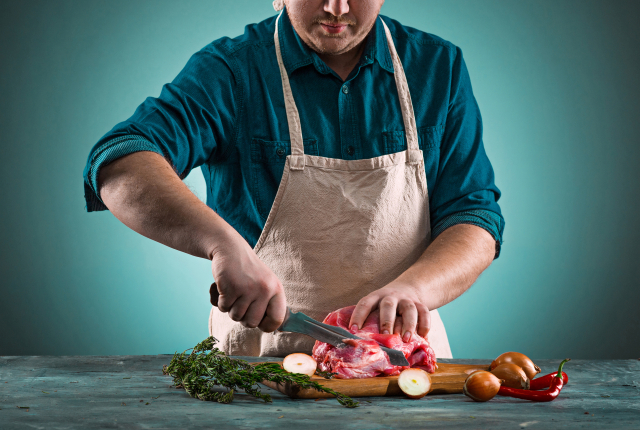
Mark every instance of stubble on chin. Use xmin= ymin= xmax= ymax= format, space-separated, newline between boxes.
xmin=292 ymin=17 xmax=358 ymax=55
xmin=285 ymin=1 xmax=379 ymax=56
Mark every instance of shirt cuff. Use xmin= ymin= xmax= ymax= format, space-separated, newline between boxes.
xmin=84 ymin=135 xmax=163 ymax=212
xmin=431 ymin=209 xmax=505 ymax=259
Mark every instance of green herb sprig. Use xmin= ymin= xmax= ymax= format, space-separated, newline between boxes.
xmin=314 ymin=369 xmax=338 ymax=379
xmin=163 ymin=336 xmax=359 ymax=408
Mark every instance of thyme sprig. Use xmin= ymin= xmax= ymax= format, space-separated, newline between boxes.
xmin=314 ymin=369 xmax=338 ymax=379
xmin=163 ymin=336 xmax=359 ymax=408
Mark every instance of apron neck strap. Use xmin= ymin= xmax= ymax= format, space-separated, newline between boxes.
xmin=274 ymin=11 xmax=305 ymax=169
xmin=274 ymin=12 xmax=421 ymax=165
xmin=379 ymin=17 xmax=420 ymax=153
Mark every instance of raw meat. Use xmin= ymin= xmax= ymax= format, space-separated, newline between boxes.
xmin=312 ymin=305 xmax=438 ymax=379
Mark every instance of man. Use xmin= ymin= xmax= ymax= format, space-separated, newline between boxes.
xmin=83 ymin=0 xmax=503 ymax=358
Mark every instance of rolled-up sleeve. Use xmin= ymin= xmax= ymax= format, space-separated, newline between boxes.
xmin=82 ymin=43 xmax=238 ymax=211
xmin=429 ymin=47 xmax=505 ymax=257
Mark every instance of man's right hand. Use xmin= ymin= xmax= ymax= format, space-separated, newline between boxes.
xmin=209 ymin=233 xmax=287 ymax=333
xmin=98 ymin=151 xmax=287 ymax=333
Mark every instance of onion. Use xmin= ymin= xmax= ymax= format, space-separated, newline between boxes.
xmin=463 ymin=371 xmax=503 ymax=402
xmin=282 ymin=353 xmax=317 ymax=376
xmin=490 ymin=363 xmax=530 ymax=389
xmin=398 ymin=368 xmax=432 ymax=399
xmin=491 ymin=352 xmax=541 ymax=380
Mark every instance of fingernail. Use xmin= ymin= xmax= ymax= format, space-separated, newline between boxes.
xmin=403 ymin=332 xmax=412 ymax=342
xmin=351 ymin=325 xmax=358 ymax=332
xmin=382 ymin=330 xmax=390 ymax=335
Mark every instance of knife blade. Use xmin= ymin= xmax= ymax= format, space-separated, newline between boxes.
xmin=278 ymin=307 xmax=410 ymax=367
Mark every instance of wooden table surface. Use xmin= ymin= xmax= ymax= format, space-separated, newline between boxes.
xmin=1 ymin=355 xmax=638 ymax=429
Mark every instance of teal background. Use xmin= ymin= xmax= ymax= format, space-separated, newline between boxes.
xmin=1 ymin=0 xmax=639 ymax=359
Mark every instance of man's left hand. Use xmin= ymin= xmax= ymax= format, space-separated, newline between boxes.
xmin=348 ymin=281 xmax=431 ymax=342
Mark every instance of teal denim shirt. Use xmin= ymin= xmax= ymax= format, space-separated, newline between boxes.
xmin=83 ymin=8 xmax=505 ymax=256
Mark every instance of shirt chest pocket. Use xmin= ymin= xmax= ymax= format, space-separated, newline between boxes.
xmin=250 ymin=138 xmax=319 ymax=222
xmin=382 ymin=124 xmax=444 ymax=194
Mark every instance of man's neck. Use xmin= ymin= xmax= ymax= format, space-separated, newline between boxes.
xmin=316 ymin=37 xmax=367 ymax=82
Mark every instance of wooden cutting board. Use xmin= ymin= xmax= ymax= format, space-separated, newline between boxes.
xmin=259 ymin=362 xmax=490 ymax=398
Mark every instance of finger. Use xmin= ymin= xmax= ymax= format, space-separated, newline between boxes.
xmin=378 ymin=296 xmax=399 ymax=335
xmin=217 ymin=292 xmax=238 ymax=313
xmin=228 ymin=296 xmax=252 ymax=322
xmin=210 ymin=283 xmax=219 ymax=306
xmin=393 ymin=317 xmax=403 ymax=335
xmin=398 ymin=300 xmax=417 ymax=342
xmin=416 ymin=303 xmax=431 ymax=338
xmin=349 ymin=294 xmax=381 ymax=332
xmin=240 ymin=299 xmax=268 ymax=329
xmin=258 ymin=291 xmax=287 ymax=332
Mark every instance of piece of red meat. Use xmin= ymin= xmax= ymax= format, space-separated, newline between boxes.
xmin=312 ymin=305 xmax=438 ymax=379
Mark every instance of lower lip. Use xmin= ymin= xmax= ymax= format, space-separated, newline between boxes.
xmin=321 ymin=24 xmax=347 ymax=34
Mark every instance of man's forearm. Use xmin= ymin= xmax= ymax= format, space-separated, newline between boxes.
xmin=98 ymin=151 xmax=237 ymax=260
xmin=99 ymin=151 xmax=288 ymax=331
xmin=396 ymin=223 xmax=496 ymax=310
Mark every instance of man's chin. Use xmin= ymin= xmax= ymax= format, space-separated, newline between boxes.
xmin=311 ymin=38 xmax=353 ymax=55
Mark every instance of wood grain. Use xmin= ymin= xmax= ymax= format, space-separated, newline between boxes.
xmin=259 ymin=362 xmax=490 ymax=398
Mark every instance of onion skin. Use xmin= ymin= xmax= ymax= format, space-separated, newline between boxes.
xmin=463 ymin=371 xmax=503 ymax=402
xmin=491 ymin=363 xmax=530 ymax=389
xmin=491 ymin=352 xmax=541 ymax=380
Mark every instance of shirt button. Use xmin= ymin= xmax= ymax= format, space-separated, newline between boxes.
xmin=346 ymin=146 xmax=355 ymax=156
xmin=276 ymin=148 xmax=285 ymax=156
xmin=342 ymin=85 xmax=349 ymax=94
xmin=364 ymin=55 xmax=369 ymax=61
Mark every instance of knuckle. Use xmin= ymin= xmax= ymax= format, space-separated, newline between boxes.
xmin=271 ymin=277 xmax=284 ymax=292
xmin=398 ymin=300 xmax=415 ymax=311
xmin=257 ymin=277 xmax=280 ymax=295
xmin=403 ymin=322 xmax=416 ymax=331
xmin=381 ymin=319 xmax=395 ymax=328
xmin=255 ymin=281 xmax=270 ymax=294
xmin=415 ymin=302 xmax=428 ymax=312
xmin=242 ymin=320 xmax=259 ymax=329
xmin=357 ymin=297 xmax=374 ymax=307
xmin=380 ymin=296 xmax=396 ymax=307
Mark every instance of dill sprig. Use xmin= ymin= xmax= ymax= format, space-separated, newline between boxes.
xmin=163 ymin=336 xmax=359 ymax=408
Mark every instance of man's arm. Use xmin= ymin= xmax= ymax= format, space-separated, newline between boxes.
xmin=348 ymin=44 xmax=504 ymax=343
xmin=98 ymin=151 xmax=287 ymax=332
xmin=348 ymin=223 xmax=495 ymax=341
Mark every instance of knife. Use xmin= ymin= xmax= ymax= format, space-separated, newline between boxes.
xmin=209 ymin=283 xmax=409 ymax=367
xmin=278 ymin=307 xmax=410 ymax=367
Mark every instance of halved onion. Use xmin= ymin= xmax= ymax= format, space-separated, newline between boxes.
xmin=491 ymin=363 xmax=530 ymax=389
xmin=398 ymin=368 xmax=432 ymax=399
xmin=282 ymin=353 xmax=317 ymax=376
xmin=490 ymin=352 xmax=541 ymax=380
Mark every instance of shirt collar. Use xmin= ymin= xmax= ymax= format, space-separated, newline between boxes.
xmin=277 ymin=8 xmax=395 ymax=76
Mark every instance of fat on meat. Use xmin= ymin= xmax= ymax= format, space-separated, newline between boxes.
xmin=311 ymin=305 xmax=437 ymax=379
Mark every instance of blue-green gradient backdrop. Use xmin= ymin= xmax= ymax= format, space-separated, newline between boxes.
xmin=1 ymin=0 xmax=639 ymax=358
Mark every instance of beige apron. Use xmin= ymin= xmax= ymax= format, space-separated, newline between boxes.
xmin=209 ymin=12 xmax=452 ymax=358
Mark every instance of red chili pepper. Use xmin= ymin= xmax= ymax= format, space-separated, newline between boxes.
xmin=498 ymin=359 xmax=570 ymax=401
xmin=530 ymin=371 xmax=569 ymax=390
